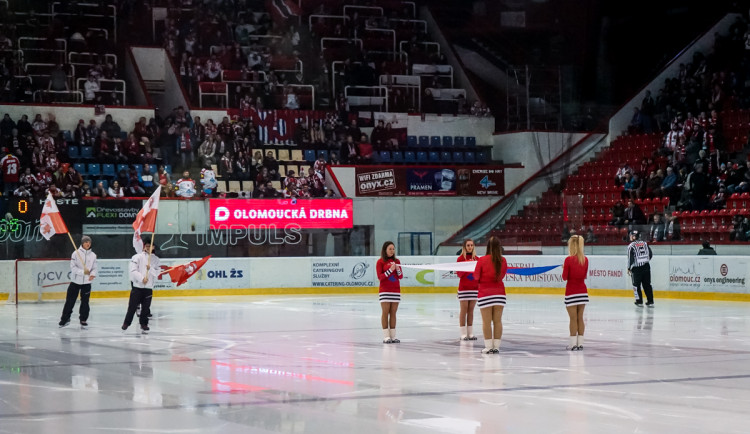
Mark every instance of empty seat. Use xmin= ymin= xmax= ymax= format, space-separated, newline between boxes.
xmin=87 ymin=164 xmax=100 ymax=176
xmin=428 ymin=151 xmax=440 ymax=163
xmin=407 ymin=135 xmax=418 ymax=147
xmin=101 ymin=164 xmax=115 ymax=177
xmin=476 ymin=150 xmax=488 ymax=162
xmin=418 ymin=136 xmax=429 ymax=147
xmin=464 ymin=151 xmax=475 ymax=163
xmin=442 ymin=136 xmax=453 ymax=147
xmin=80 ymin=146 xmax=93 ymax=159
xmin=452 ymin=151 xmax=464 ymax=163
xmin=392 ymin=151 xmax=404 ymax=163
xmin=228 ymin=181 xmax=242 ymax=192
xmin=466 ymin=136 xmax=476 ymax=147
xmin=430 ymin=136 xmax=441 ymax=147
xmin=116 ymin=164 xmax=129 ymax=174
xmin=304 ymin=150 xmax=316 ymax=162
xmin=416 ymin=151 xmax=428 ymax=162
xmin=440 ymin=151 xmax=452 ymax=162
xmin=68 ymin=146 xmax=80 ymax=159
xmin=404 ymin=151 xmax=416 ymax=163
xmin=454 ymin=136 xmax=464 ymax=147
xmin=291 ymin=149 xmax=303 ymax=161
xmin=379 ymin=151 xmax=391 ymax=163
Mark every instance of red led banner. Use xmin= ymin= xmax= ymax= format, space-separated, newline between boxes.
xmin=210 ymin=199 xmax=354 ymax=229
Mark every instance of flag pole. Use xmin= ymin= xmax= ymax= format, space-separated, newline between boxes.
xmin=147 ymin=230 xmax=156 ymax=269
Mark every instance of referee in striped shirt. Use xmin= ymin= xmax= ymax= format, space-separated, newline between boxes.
xmin=627 ymin=230 xmax=654 ymax=307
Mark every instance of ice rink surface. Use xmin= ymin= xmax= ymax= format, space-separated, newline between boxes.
xmin=1 ymin=294 xmax=749 ymax=434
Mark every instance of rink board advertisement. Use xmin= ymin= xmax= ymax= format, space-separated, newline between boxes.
xmin=15 ymin=258 xmax=252 ymax=297
xmin=667 ymin=257 xmax=748 ymax=292
xmin=6 ymin=255 xmax=750 ymax=299
xmin=311 ymin=258 xmax=375 ymax=287
xmin=354 ymin=166 xmax=505 ymax=197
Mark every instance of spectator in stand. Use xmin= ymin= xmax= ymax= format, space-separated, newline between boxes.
xmin=342 ymin=135 xmax=358 ymax=164
xmin=83 ymin=74 xmax=100 ymax=103
xmin=90 ymin=181 xmax=106 ymax=198
xmin=685 ymin=163 xmax=711 ymax=211
xmin=614 ymin=163 xmax=632 ymax=186
xmin=306 ymin=167 xmax=325 ymax=197
xmin=645 ymin=170 xmax=663 ymax=198
xmin=649 ymin=214 xmax=666 ymax=242
xmin=357 ymin=134 xmax=374 ymax=163
xmin=284 ymin=86 xmax=300 ymax=110
xmin=176 ymin=126 xmax=193 ymax=170
xmin=710 ymin=185 xmax=727 ymax=209
xmin=13 ymin=115 xmax=31 ymax=138
xmin=198 ymin=135 xmax=217 ymax=167
xmin=123 ymin=133 xmax=141 ymax=163
xmin=730 ymin=214 xmax=749 ymax=242
xmin=263 ymin=181 xmax=279 ymax=198
xmin=256 ymin=167 xmax=270 ymax=186
xmin=1 ymin=148 xmax=20 ymax=195
xmin=31 ymin=114 xmax=47 ymax=137
xmin=108 ymin=180 xmax=125 ymax=198
xmin=157 ymin=166 xmax=173 ymax=197
xmin=85 ymin=120 xmax=99 ymax=146
xmin=623 ymin=199 xmax=646 ymax=229
xmin=329 ymin=152 xmax=341 ymax=166
xmin=175 ymin=171 xmax=196 ymax=198
xmin=263 ymin=151 xmax=280 ymax=180
xmin=100 ymin=115 xmax=121 ymax=140
xmin=0 ymin=114 xmax=15 ymax=138
xmin=655 ymin=166 xmax=678 ymax=200
xmin=219 ymin=150 xmax=234 ymax=179
xmin=200 ymin=164 xmax=218 ymax=197
xmin=234 ymin=151 xmax=251 ymax=181
xmin=13 ymin=184 xmax=32 ymax=197
xmin=111 ymin=136 xmax=128 ymax=163
xmin=310 ymin=123 xmax=325 ymax=145
xmin=141 ymin=164 xmax=155 ymax=193
xmin=205 ymin=55 xmax=223 ymax=82
xmin=47 ymin=64 xmax=69 ymax=100
xmin=127 ymin=167 xmax=146 ymax=196
xmin=313 ymin=154 xmax=327 ymax=178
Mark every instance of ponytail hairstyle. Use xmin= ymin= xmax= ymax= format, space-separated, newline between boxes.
xmin=568 ymin=234 xmax=585 ymax=265
xmin=380 ymin=241 xmax=396 ymax=261
xmin=460 ymin=238 xmax=476 ymax=260
xmin=486 ymin=236 xmax=503 ymax=281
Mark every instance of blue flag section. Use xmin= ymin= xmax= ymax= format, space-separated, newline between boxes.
xmin=507 ymin=265 xmax=561 ymax=276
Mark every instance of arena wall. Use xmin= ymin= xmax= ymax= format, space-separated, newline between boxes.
xmin=3 ymin=255 xmax=748 ymax=302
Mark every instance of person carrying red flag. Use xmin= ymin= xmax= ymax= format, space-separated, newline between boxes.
xmin=123 ymin=239 xmax=160 ymax=334
xmin=59 ymin=235 xmax=97 ymax=329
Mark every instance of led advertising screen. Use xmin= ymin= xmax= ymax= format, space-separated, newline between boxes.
xmin=209 ymin=199 xmax=354 ymax=229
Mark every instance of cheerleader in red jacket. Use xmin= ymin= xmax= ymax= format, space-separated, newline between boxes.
xmin=562 ymin=235 xmax=589 ymax=351
xmin=376 ymin=241 xmax=403 ymax=343
xmin=472 ymin=236 xmax=507 ymax=354
xmin=456 ymin=239 xmax=479 ymax=341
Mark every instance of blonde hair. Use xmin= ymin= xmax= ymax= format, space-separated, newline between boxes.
xmin=568 ymin=235 xmax=585 ymax=265
xmin=460 ymin=238 xmax=476 ymax=260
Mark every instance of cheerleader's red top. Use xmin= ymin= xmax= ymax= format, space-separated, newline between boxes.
xmin=376 ymin=258 xmax=402 ymax=292
xmin=472 ymin=255 xmax=507 ymax=296
xmin=456 ymin=254 xmax=479 ymax=291
xmin=562 ymin=256 xmax=588 ymax=296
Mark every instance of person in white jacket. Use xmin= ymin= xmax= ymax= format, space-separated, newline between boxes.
xmin=59 ymin=235 xmax=97 ymax=329
xmin=122 ymin=240 xmax=160 ymax=334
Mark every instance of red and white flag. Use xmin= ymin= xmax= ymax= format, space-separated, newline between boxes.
xmin=132 ymin=186 xmax=161 ymax=252
xmin=159 ymin=256 xmax=211 ymax=287
xmin=39 ymin=193 xmax=68 ymax=240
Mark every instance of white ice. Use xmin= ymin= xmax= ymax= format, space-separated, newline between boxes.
xmin=1 ymin=294 xmax=749 ymax=433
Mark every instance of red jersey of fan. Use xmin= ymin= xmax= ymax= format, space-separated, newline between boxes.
xmin=376 ymin=258 xmax=402 ymax=293
xmin=472 ymin=255 xmax=507 ymax=296
xmin=562 ymin=256 xmax=588 ymax=296
xmin=456 ymin=254 xmax=479 ymax=291
xmin=1 ymin=154 xmax=20 ymax=183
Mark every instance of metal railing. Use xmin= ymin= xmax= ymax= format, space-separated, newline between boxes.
xmin=33 ymin=90 xmax=84 ymax=104
xmin=344 ymin=85 xmax=389 ymax=112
